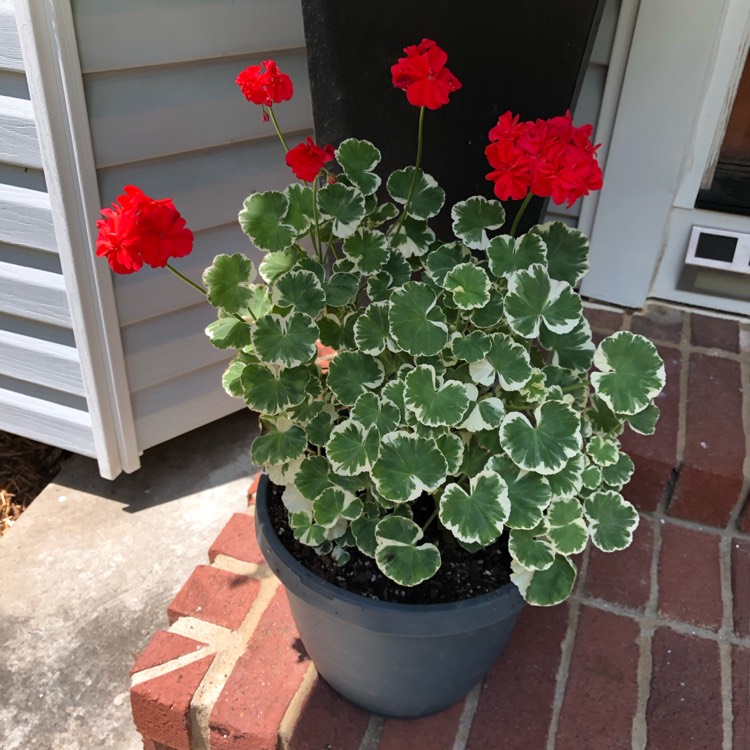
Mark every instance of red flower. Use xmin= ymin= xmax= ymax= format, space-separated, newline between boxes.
xmin=484 ymin=111 xmax=602 ymax=206
xmin=391 ymin=39 xmax=462 ymax=110
xmin=286 ymin=137 xmax=335 ymax=182
xmin=96 ymin=186 xmax=193 ymax=274
xmin=236 ymin=59 xmax=293 ymax=107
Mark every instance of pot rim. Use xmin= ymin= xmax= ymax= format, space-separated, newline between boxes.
xmin=255 ymin=471 xmax=523 ymax=620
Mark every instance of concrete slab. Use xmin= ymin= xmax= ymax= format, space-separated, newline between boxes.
xmin=0 ymin=410 xmax=259 ymax=750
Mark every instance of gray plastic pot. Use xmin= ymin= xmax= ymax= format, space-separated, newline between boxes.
xmin=255 ymin=473 xmax=525 ymax=718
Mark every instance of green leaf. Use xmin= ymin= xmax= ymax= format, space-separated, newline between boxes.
xmin=351 ymin=392 xmax=401 ymax=435
xmin=390 ymin=217 xmax=436 ymax=257
xmin=389 ymin=281 xmax=448 ymax=356
xmin=366 ymin=201 xmax=400 ymax=228
xmin=471 ymin=290 xmax=505 ymax=329
xmin=343 ymin=228 xmax=390 ymax=273
xmin=205 ymin=316 xmax=251 ymax=349
xmin=460 ymin=397 xmax=505 ymax=432
xmin=241 ymin=364 xmax=310 ymax=414
xmin=326 ymin=420 xmax=380 ymax=476
xmin=584 ymin=490 xmax=639 ymax=552
xmin=586 ymin=394 xmax=623 ymax=436
xmin=500 ymin=400 xmax=582 ymax=475
xmin=470 ymin=332 xmax=532 ymax=391
xmin=530 ymin=221 xmax=589 ymax=286
xmin=591 ymin=332 xmax=666 ymax=415
xmin=222 ymin=357 xmax=248 ymax=398
xmin=258 ymin=246 xmax=305 ymax=283
xmin=545 ymin=497 xmax=588 ymax=555
xmin=508 ymin=527 xmax=555 ymax=571
xmin=251 ymin=312 xmax=318 ymax=368
xmin=305 ymin=410 xmax=333 ymax=446
xmin=511 ymin=555 xmax=577 ymax=606
xmin=443 ymin=263 xmax=491 ymax=310
xmin=451 ymin=196 xmax=506 ymax=250
xmin=435 ymin=432 xmax=464 ymax=475
xmin=374 ymin=516 xmax=441 ymax=586
xmin=275 ymin=269 xmax=326 ymax=317
xmin=404 ymin=365 xmax=474 ymax=427
xmin=326 ymin=350 xmax=384 ymax=406
xmin=371 ymin=432 xmax=448 ymax=503
xmin=239 ymin=191 xmax=297 ymax=251
xmin=313 ymin=486 xmax=363 ymax=528
xmin=283 ymin=183 xmax=314 ymax=234
xmin=451 ymin=331 xmax=491 ymax=363
xmin=581 ymin=462 xmax=602 ymax=490
xmin=425 ymin=243 xmax=470 ymax=285
xmin=539 ymin=317 xmax=595 ymax=372
xmin=546 ymin=455 xmax=585 ymax=501
xmin=202 ymin=253 xmax=256 ymax=312
xmin=440 ymin=470 xmax=510 ymax=546
xmin=387 ymin=167 xmax=445 ymax=220
xmin=317 ymin=182 xmax=366 ymax=238
xmin=627 ymin=403 xmax=660 ymax=436
xmin=600 ymin=452 xmax=635 ymax=489
xmin=250 ymin=425 xmax=307 ymax=466
xmin=295 ymin=455 xmax=334 ymax=500
xmin=353 ymin=302 xmax=390 ymax=355
xmin=245 ymin=284 xmax=274 ymax=320
xmin=336 ymin=138 xmax=382 ymax=196
xmin=486 ymin=454 xmax=552 ymax=530
xmin=505 ymin=264 xmax=582 ymax=339
xmin=325 ymin=272 xmax=359 ymax=307
xmin=487 ymin=233 xmax=547 ymax=279
xmin=289 ymin=511 xmax=327 ymax=547
xmin=587 ymin=434 xmax=619 ymax=466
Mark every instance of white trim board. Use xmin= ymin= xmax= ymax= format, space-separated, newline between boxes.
xmin=14 ymin=0 xmax=139 ymax=478
xmin=581 ymin=0 xmax=749 ymax=309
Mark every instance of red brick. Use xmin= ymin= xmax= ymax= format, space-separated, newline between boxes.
xmin=620 ymin=345 xmax=681 ymax=512
xmin=466 ymin=602 xmax=569 ymax=750
xmin=141 ymin=741 xmax=175 ymax=750
xmin=691 ymin=313 xmax=740 ymax=353
xmin=286 ymin=675 xmax=370 ymax=750
xmin=646 ymin=629 xmax=722 ymax=749
xmin=131 ymin=654 xmax=215 ymax=750
xmin=167 ymin=565 xmax=261 ymax=629
xmin=669 ymin=354 xmax=745 ymax=527
xmin=657 ymin=522 xmax=722 ymax=631
xmin=630 ymin=304 xmax=684 ymax=343
xmin=732 ymin=538 xmax=750 ymax=638
xmin=555 ymin=607 xmax=639 ymax=750
xmin=209 ymin=587 xmax=310 ymax=750
xmin=733 ymin=646 xmax=750 ymax=750
xmin=208 ymin=513 xmax=265 ymax=566
xmin=583 ymin=307 xmax=624 ymax=333
xmin=739 ymin=497 xmax=750 ymax=533
xmin=584 ymin=515 xmax=653 ymax=611
xmin=379 ymin=695 xmax=465 ymax=750
xmin=131 ymin=630 xmax=207 ymax=676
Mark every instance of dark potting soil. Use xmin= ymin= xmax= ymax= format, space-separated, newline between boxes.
xmin=267 ymin=480 xmax=513 ymax=605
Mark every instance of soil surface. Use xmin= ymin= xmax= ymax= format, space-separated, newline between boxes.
xmin=267 ymin=480 xmax=512 ymax=604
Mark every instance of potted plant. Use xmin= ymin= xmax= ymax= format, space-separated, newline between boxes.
xmin=95 ymin=41 xmax=665 ymax=718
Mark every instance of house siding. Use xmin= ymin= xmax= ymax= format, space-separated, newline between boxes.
xmin=0 ymin=0 xmax=93 ymax=455
xmin=71 ymin=0 xmax=314 ymax=452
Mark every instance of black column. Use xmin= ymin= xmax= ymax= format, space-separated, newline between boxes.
xmin=301 ymin=0 xmax=606 ymax=236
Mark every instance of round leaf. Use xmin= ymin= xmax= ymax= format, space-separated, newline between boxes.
xmin=326 ymin=350 xmax=384 ymax=406
xmin=343 ymin=228 xmax=390 ymax=273
xmin=251 ymin=312 xmax=318 ymax=368
xmin=530 ymin=221 xmax=590 ymax=286
xmin=389 ymin=281 xmax=448 ymax=356
xmin=591 ymin=331 xmax=666 ymax=416
xmin=387 ymin=167 xmax=445 ymax=220
xmin=275 ymin=269 xmax=326 ymax=317
xmin=239 ymin=191 xmax=296 ymax=251
xmin=326 ymin=420 xmax=380 ymax=476
xmin=487 ymin=233 xmax=547 ymax=279
xmin=443 ymin=263 xmax=491 ymax=310
xmin=584 ymin=490 xmax=639 ymax=552
xmin=511 ymin=555 xmax=577 ymax=606
xmin=250 ymin=425 xmax=307 ymax=466
xmin=241 ymin=364 xmax=310 ymax=415
xmin=451 ymin=196 xmax=506 ymax=250
xmin=335 ymin=138 xmax=382 ymax=196
xmin=486 ymin=454 xmax=552 ymax=530
xmin=374 ymin=516 xmax=441 ymax=587
xmin=317 ymin=182 xmax=366 ymax=238
xmin=354 ymin=302 xmax=390 ymax=355
xmin=404 ymin=365 xmax=474 ymax=427
xmin=202 ymin=253 xmax=256 ymax=312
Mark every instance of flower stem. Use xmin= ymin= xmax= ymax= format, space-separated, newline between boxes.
xmin=166 ymin=262 xmax=207 ymax=296
xmin=312 ymin=179 xmax=323 ymax=262
xmin=510 ymin=192 xmax=533 ymax=236
xmin=267 ymin=105 xmax=290 ymax=152
xmin=390 ymin=106 xmax=426 ymax=243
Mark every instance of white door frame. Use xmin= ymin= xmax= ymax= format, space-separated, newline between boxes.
xmin=15 ymin=0 xmax=140 ymax=477
xmin=580 ymin=0 xmax=750 ymax=313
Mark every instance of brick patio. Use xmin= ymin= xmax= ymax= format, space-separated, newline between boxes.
xmin=131 ymin=303 xmax=750 ymax=750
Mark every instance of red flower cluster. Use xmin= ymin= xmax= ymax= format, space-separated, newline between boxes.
xmin=391 ymin=39 xmax=462 ymax=110
xmin=485 ymin=111 xmax=603 ymax=207
xmin=286 ymin=137 xmax=335 ymax=182
xmin=235 ymin=60 xmax=293 ymax=107
xmin=96 ymin=186 xmax=193 ymax=275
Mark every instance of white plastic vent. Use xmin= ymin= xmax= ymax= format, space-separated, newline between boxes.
xmin=684 ymin=226 xmax=750 ymax=275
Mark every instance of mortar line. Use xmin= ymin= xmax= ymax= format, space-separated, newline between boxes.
xmin=358 ymin=715 xmax=384 ymax=750
xmin=277 ymin=663 xmax=318 ymax=748
xmin=451 ymin=681 xmax=483 ymax=750
xmin=189 ymin=576 xmax=281 ymax=750
xmin=130 ymin=645 xmax=217 ymax=687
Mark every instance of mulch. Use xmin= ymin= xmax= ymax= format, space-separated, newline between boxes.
xmin=0 ymin=431 xmax=67 ymax=536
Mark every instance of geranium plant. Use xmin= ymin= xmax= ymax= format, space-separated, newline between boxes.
xmin=96 ymin=40 xmax=665 ymax=607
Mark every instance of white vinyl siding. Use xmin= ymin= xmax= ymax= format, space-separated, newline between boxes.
xmin=0 ymin=0 xmax=93 ymax=454
xmin=72 ymin=0 xmax=314 ymax=452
